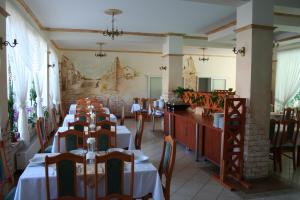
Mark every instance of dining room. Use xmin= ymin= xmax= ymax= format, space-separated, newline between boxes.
xmin=1 ymin=0 xmax=300 ymax=200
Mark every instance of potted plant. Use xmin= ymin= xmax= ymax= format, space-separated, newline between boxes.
xmin=173 ymin=86 xmax=194 ymax=100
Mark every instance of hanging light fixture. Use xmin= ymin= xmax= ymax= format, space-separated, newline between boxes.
xmin=199 ymin=48 xmax=209 ymax=62
xmin=95 ymin=42 xmax=106 ymax=57
xmin=103 ymin=9 xmax=123 ymax=40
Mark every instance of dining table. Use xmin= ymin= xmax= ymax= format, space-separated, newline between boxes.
xmin=63 ymin=114 xmax=118 ymax=126
xmin=52 ymin=125 xmax=135 ymax=153
xmin=69 ymin=104 xmax=110 ymax=115
xmin=13 ymin=151 xmax=164 ymax=200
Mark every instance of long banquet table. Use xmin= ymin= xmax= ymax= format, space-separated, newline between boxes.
xmin=14 ymin=151 xmax=164 ymax=200
xmin=69 ymin=104 xmax=110 ymax=115
xmin=63 ymin=114 xmax=117 ymax=126
xmin=52 ymin=126 xmax=135 ymax=153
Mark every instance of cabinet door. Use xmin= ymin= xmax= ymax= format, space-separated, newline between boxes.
xmin=174 ymin=115 xmax=187 ymax=146
xmin=186 ymin=120 xmax=196 ymax=151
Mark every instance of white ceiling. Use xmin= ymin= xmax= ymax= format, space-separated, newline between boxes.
xmin=19 ymin=0 xmax=300 ymax=53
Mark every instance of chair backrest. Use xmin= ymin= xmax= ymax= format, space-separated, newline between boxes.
xmin=96 ymin=113 xmax=110 ymax=123
xmin=51 ymin=107 xmax=58 ymax=131
xmin=68 ymin=121 xmax=89 ymax=132
xmin=269 ymin=119 xmax=280 ymax=147
xmin=45 ymin=153 xmax=87 ymax=200
xmin=140 ymin=98 xmax=148 ymax=109
xmin=281 ymin=119 xmax=300 ymax=146
xmin=0 ymin=141 xmax=14 ymax=195
xmin=133 ymin=97 xmax=139 ymax=104
xmin=90 ymin=129 xmax=115 ymax=151
xmin=296 ymin=108 xmax=300 ymax=121
xmin=59 ymin=103 xmax=67 ymax=121
xmin=96 ymin=120 xmax=116 ymax=132
xmin=76 ymin=99 xmax=87 ymax=105
xmin=158 ymin=135 xmax=176 ymax=200
xmin=95 ymin=151 xmax=134 ymax=200
xmin=58 ymin=129 xmax=85 ymax=152
xmin=94 ymin=108 xmax=106 ymax=115
xmin=135 ymin=114 xmax=145 ymax=150
xmin=75 ymin=113 xmax=90 ymax=123
xmin=36 ymin=118 xmax=48 ymax=152
xmin=120 ymin=104 xmax=125 ymax=125
xmin=282 ymin=107 xmax=295 ymax=121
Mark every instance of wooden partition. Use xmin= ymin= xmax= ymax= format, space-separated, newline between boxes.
xmin=164 ymin=97 xmax=248 ymax=190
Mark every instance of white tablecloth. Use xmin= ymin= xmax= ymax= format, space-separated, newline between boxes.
xmin=69 ymin=104 xmax=110 ymax=115
xmin=131 ymin=104 xmax=141 ymax=113
xmin=52 ymin=126 xmax=134 ymax=153
xmin=63 ymin=114 xmax=117 ymax=127
xmin=14 ymin=151 xmax=164 ymax=200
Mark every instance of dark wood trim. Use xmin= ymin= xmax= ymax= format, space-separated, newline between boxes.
xmin=0 ymin=6 xmax=10 ymax=17
xmin=206 ymin=21 xmax=236 ymax=35
xmin=235 ymin=24 xmax=276 ymax=33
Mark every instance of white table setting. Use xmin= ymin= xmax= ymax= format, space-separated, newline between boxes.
xmin=69 ymin=104 xmax=110 ymax=115
xmin=52 ymin=125 xmax=135 ymax=153
xmin=13 ymin=150 xmax=164 ymax=200
xmin=63 ymin=113 xmax=117 ymax=127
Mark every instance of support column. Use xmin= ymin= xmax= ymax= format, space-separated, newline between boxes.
xmin=235 ymin=0 xmax=274 ymax=179
xmin=162 ymin=34 xmax=183 ymax=102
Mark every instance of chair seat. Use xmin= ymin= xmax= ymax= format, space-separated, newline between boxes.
xmin=44 ymin=145 xmax=53 ymax=153
xmin=4 ymin=186 xmax=16 ymax=200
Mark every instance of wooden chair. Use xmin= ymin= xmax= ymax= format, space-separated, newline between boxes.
xmin=269 ymin=119 xmax=281 ymax=171
xmin=36 ymin=118 xmax=52 ymax=153
xmin=58 ymin=129 xmax=85 ymax=152
xmin=94 ymin=108 xmax=106 ymax=115
xmin=159 ymin=135 xmax=176 ymax=200
xmin=68 ymin=121 xmax=89 ymax=132
xmin=296 ymin=108 xmax=300 ymax=121
xmin=120 ymin=104 xmax=125 ymax=125
xmin=74 ymin=113 xmax=90 ymax=123
xmin=133 ymin=97 xmax=139 ymax=104
xmin=45 ymin=153 xmax=87 ymax=200
xmin=50 ymin=107 xmax=59 ymax=132
xmin=76 ymin=98 xmax=87 ymax=105
xmin=282 ymin=107 xmax=295 ymax=121
xmin=135 ymin=114 xmax=145 ymax=150
xmin=96 ymin=120 xmax=117 ymax=132
xmin=59 ymin=103 xmax=67 ymax=123
xmin=90 ymin=129 xmax=115 ymax=151
xmin=94 ymin=151 xmax=134 ymax=200
xmin=278 ymin=119 xmax=300 ymax=171
xmin=0 ymin=141 xmax=16 ymax=200
xmin=96 ymin=113 xmax=110 ymax=123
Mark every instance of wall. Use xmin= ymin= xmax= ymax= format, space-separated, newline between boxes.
xmin=184 ymin=55 xmax=236 ymax=90
xmin=61 ymin=51 xmax=163 ymax=115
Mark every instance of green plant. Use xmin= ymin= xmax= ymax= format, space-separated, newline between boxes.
xmin=173 ymin=86 xmax=194 ymax=98
xmin=29 ymin=80 xmax=37 ymax=106
xmin=210 ymin=91 xmax=219 ymax=104
xmin=7 ymin=65 xmax=17 ymax=133
xmin=43 ymin=106 xmax=49 ymax=119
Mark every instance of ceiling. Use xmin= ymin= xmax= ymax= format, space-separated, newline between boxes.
xmin=17 ymin=0 xmax=300 ymax=53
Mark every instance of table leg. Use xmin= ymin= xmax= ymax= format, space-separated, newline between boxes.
xmin=298 ymin=146 xmax=300 ymax=167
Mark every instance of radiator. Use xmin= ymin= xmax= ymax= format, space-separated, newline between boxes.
xmin=16 ymin=136 xmax=40 ymax=170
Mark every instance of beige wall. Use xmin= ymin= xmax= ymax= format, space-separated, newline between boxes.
xmin=184 ymin=55 xmax=236 ymax=90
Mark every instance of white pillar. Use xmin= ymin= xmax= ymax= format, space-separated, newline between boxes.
xmin=235 ymin=0 xmax=274 ymax=179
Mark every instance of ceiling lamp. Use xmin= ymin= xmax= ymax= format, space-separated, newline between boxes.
xmin=103 ymin=9 xmax=123 ymax=40
xmin=199 ymin=48 xmax=209 ymax=62
xmin=95 ymin=42 xmax=106 ymax=57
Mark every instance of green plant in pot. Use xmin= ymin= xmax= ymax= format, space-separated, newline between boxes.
xmin=173 ymin=86 xmax=194 ymax=99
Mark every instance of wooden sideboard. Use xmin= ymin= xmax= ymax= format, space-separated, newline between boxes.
xmin=164 ymin=109 xmax=223 ymax=166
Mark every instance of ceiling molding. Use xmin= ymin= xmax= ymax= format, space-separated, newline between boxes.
xmin=274 ymin=12 xmax=300 ymax=18
xmin=50 ymin=40 xmax=60 ymax=50
xmin=185 ymin=53 xmax=235 ymax=58
xmin=277 ymin=34 xmax=300 ymax=42
xmin=206 ymin=21 xmax=236 ymax=35
xmin=17 ymin=0 xmax=44 ymax=29
xmin=60 ymin=48 xmax=162 ymax=55
xmin=235 ymin=24 xmax=276 ymax=33
xmin=162 ymin=54 xmax=184 ymax=57
xmin=0 ymin=6 xmax=10 ymax=17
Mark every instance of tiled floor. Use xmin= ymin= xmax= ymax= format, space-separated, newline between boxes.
xmin=124 ymin=118 xmax=300 ymax=200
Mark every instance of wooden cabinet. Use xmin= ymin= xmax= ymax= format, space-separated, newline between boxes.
xmin=173 ymin=114 xmax=196 ymax=150
xmin=203 ymin=126 xmax=222 ymax=166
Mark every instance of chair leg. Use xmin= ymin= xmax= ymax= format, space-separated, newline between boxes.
xmin=273 ymin=152 xmax=277 ymax=171
xmin=298 ymin=146 xmax=300 ymax=167
xmin=293 ymin=151 xmax=297 ymax=170
xmin=279 ymin=152 xmax=282 ymax=172
xmin=152 ymin=115 xmax=155 ymax=131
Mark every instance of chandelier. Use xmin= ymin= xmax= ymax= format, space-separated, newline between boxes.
xmin=103 ymin=9 xmax=123 ymax=40
xmin=199 ymin=48 xmax=209 ymax=62
xmin=95 ymin=42 xmax=106 ymax=57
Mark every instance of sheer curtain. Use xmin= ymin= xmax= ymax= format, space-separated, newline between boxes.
xmin=7 ymin=4 xmax=31 ymax=145
xmin=275 ymin=49 xmax=300 ymax=111
xmin=49 ymin=49 xmax=60 ymax=108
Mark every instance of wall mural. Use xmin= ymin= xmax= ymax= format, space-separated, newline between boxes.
xmin=61 ymin=56 xmax=145 ymax=116
xmin=183 ymin=56 xmax=197 ymax=91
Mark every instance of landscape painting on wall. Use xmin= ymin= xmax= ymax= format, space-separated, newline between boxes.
xmin=61 ymin=56 xmax=147 ymax=116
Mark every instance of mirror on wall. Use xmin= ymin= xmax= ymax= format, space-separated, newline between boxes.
xmin=212 ymin=79 xmax=226 ymax=90
xmin=197 ymin=77 xmax=211 ymax=92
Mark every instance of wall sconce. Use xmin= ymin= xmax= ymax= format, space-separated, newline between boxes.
xmin=48 ymin=64 xmax=55 ymax=68
xmin=0 ymin=37 xmax=18 ymax=50
xmin=273 ymin=41 xmax=279 ymax=48
xmin=233 ymin=47 xmax=245 ymax=56
xmin=159 ymin=66 xmax=167 ymax=71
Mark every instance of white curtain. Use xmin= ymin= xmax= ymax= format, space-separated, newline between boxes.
xmin=275 ymin=49 xmax=300 ymax=111
xmin=49 ymin=49 xmax=61 ymax=108
xmin=7 ymin=4 xmax=31 ymax=145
